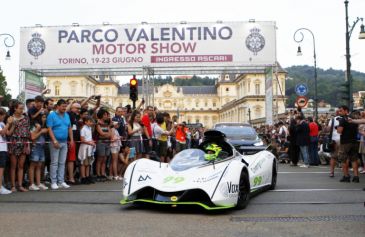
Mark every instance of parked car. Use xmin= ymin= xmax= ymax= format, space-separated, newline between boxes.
xmin=213 ymin=122 xmax=266 ymax=155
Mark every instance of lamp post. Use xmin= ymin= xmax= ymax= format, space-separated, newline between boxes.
xmin=248 ymin=108 xmax=251 ymax=125
xmin=294 ymin=28 xmax=318 ymax=120
xmin=0 ymin=33 xmax=15 ymax=60
xmin=344 ymin=0 xmax=364 ymax=111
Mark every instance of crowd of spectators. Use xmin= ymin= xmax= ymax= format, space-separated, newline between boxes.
xmin=255 ymin=106 xmax=365 ymax=184
xmin=1 ymin=94 xmax=363 ymax=195
xmin=0 ymin=95 xmax=204 ymax=195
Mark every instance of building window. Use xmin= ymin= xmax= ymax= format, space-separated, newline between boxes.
xmin=255 ymin=83 xmax=260 ymax=95
xmin=55 ymin=85 xmax=60 ymax=96
xmin=226 ymin=87 xmax=229 ymax=92
xmin=255 ymin=107 xmax=261 ymax=118
xmin=196 ymin=118 xmax=200 ymax=123
xmin=204 ymin=116 xmax=208 ymax=124
xmin=213 ymin=101 xmax=216 ymax=107
xmin=205 ymin=101 xmax=208 ymax=107
xmin=70 ymin=81 xmax=77 ymax=95
xmin=212 ymin=116 xmax=218 ymax=124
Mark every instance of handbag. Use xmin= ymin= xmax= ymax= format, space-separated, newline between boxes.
xmin=323 ymin=118 xmax=335 ymax=153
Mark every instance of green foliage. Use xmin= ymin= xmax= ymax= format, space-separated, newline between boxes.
xmin=285 ymin=65 xmax=365 ymax=107
xmin=0 ymin=70 xmax=12 ymax=106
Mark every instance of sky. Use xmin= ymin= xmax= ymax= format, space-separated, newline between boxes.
xmin=1 ymin=0 xmax=365 ymax=97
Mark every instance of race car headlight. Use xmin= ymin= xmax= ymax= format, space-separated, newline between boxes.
xmin=253 ymin=141 xmax=264 ymax=146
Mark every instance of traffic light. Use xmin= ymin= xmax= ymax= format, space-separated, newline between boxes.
xmin=129 ymin=75 xmax=138 ymax=101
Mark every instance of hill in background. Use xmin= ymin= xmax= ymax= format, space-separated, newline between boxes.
xmin=130 ymin=66 xmax=365 ymax=107
xmin=285 ymin=65 xmax=365 ymax=107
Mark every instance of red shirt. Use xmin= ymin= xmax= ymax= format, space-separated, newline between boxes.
xmin=175 ymin=125 xmax=187 ymax=143
xmin=309 ymin=122 xmax=319 ymax=137
xmin=141 ymin=114 xmax=152 ymax=137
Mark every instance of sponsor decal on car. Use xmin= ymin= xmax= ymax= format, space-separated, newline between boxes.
xmin=193 ymin=171 xmax=223 ymax=183
xmin=219 ymin=182 xmax=239 ymax=198
xmin=251 ymin=158 xmax=265 ymax=173
xmin=138 ymin=175 xmax=152 ymax=182
xmin=253 ymin=176 xmax=263 ymax=186
xmin=137 ymin=169 xmax=157 ymax=174
xmin=163 ymin=176 xmax=185 ymax=184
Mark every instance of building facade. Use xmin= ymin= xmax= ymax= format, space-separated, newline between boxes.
xmin=45 ymin=65 xmax=287 ymax=128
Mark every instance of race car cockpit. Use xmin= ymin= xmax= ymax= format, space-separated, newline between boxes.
xmin=170 ymin=130 xmax=234 ymax=171
xmin=198 ymin=130 xmax=233 ymax=158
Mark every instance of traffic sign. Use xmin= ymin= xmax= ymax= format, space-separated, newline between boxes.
xmin=295 ymin=83 xmax=308 ymax=96
xmin=296 ymin=96 xmax=308 ymax=108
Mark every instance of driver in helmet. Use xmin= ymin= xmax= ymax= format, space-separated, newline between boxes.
xmin=204 ymin=143 xmax=222 ymax=161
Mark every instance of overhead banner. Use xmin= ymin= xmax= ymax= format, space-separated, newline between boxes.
xmin=20 ymin=21 xmax=276 ymax=71
xmin=25 ymin=71 xmax=43 ymax=99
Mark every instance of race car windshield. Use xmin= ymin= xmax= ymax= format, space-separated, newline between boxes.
xmin=170 ymin=149 xmax=209 ymax=171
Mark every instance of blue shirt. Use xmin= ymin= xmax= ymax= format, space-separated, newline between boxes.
xmin=46 ymin=111 xmax=71 ymax=142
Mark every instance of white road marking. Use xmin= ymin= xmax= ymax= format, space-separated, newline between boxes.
xmin=270 ymin=188 xmax=362 ymax=192
xmin=279 ymin=172 xmax=334 ymax=174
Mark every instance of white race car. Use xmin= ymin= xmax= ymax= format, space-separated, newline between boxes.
xmin=120 ymin=130 xmax=277 ymax=210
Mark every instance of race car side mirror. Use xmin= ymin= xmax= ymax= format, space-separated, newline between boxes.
xmin=241 ymin=158 xmax=249 ymax=167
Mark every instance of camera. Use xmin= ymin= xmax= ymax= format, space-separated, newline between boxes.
xmin=93 ymin=95 xmax=101 ymax=100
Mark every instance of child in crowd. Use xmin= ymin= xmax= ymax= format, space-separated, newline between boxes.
xmin=29 ymin=113 xmax=49 ymax=191
xmin=0 ymin=108 xmax=11 ymax=195
xmin=117 ymin=146 xmax=133 ymax=179
xmin=78 ymin=116 xmax=95 ymax=184
xmin=110 ymin=121 xmax=122 ymax=180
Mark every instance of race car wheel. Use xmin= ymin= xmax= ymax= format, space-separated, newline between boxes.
xmin=236 ymin=169 xmax=250 ymax=210
xmin=270 ymin=161 xmax=277 ymax=190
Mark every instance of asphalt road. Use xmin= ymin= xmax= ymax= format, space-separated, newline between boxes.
xmin=0 ymin=164 xmax=364 ymax=237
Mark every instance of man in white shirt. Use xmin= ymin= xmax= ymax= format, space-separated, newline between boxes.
xmin=278 ymin=121 xmax=288 ymax=141
xmin=328 ymin=111 xmax=341 ymax=177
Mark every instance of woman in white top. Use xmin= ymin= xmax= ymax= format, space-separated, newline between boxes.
xmin=127 ymin=110 xmax=147 ymax=159
xmin=110 ymin=121 xmax=122 ymax=180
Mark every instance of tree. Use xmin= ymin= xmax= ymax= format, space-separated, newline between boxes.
xmin=0 ymin=70 xmax=12 ymax=106
xmin=285 ymin=65 xmax=365 ymax=107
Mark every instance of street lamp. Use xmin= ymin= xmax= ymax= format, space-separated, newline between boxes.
xmin=293 ymin=28 xmax=318 ymax=120
xmin=248 ymin=108 xmax=251 ymax=125
xmin=344 ymin=0 xmax=364 ymax=111
xmin=0 ymin=33 xmax=15 ymax=60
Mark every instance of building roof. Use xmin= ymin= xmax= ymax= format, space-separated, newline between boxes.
xmin=118 ymin=86 xmax=154 ymax=94
xmin=118 ymin=85 xmax=217 ymax=95
xmin=178 ymin=86 xmax=216 ymax=94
